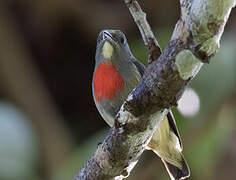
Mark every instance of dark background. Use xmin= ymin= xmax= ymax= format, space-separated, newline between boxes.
xmin=0 ymin=0 xmax=235 ymax=180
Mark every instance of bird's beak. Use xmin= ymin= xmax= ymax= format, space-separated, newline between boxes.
xmin=102 ymin=30 xmax=116 ymax=43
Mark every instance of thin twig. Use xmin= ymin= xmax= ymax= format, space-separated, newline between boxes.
xmin=124 ymin=0 xmax=162 ymax=64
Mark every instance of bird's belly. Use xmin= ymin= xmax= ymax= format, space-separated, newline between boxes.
xmin=95 ymin=98 xmax=121 ymax=127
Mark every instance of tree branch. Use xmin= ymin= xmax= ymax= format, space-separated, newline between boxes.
xmin=74 ymin=0 xmax=235 ymax=179
xmin=124 ymin=0 xmax=162 ymax=64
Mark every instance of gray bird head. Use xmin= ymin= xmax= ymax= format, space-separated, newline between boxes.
xmin=95 ymin=30 xmax=132 ymax=66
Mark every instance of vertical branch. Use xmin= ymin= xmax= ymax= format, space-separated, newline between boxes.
xmin=124 ymin=0 xmax=162 ymax=63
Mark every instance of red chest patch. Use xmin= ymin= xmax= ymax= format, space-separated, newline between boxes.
xmin=93 ymin=62 xmax=124 ymax=103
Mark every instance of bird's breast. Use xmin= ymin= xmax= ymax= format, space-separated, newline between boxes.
xmin=93 ymin=62 xmax=124 ymax=103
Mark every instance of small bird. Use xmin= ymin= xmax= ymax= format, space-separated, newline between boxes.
xmin=92 ymin=30 xmax=190 ymax=180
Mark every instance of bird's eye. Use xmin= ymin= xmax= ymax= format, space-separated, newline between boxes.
xmin=120 ymin=36 xmax=125 ymax=44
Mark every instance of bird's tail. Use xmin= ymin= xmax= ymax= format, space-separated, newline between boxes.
xmin=146 ymin=114 xmax=190 ymax=179
xmin=148 ymin=145 xmax=190 ymax=180
xmin=162 ymin=154 xmax=190 ymax=180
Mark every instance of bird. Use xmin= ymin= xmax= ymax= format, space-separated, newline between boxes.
xmin=92 ymin=29 xmax=190 ymax=180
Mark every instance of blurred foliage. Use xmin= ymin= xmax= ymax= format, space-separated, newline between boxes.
xmin=53 ymin=129 xmax=108 ymax=180
xmin=0 ymin=0 xmax=235 ymax=180
xmin=0 ymin=102 xmax=38 ymax=180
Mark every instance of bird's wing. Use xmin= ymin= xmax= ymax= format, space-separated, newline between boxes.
xmin=131 ymin=57 xmax=145 ymax=76
xmin=167 ymin=111 xmax=183 ymax=150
